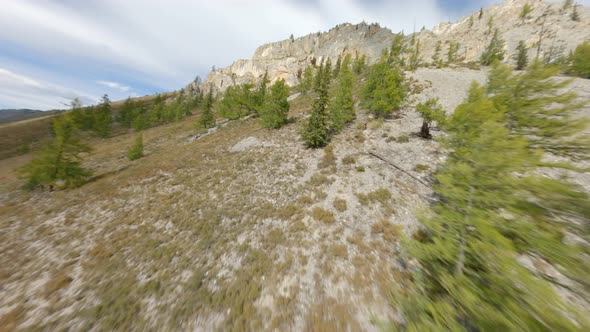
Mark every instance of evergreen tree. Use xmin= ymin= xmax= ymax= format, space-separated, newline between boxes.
xmin=401 ymin=63 xmax=590 ymax=331
xmin=416 ymin=97 xmax=445 ymax=139
xmin=514 ymin=40 xmax=529 ymax=70
xmin=447 ymin=41 xmax=460 ymax=64
xmin=388 ymin=33 xmax=406 ymax=66
xmin=362 ymin=58 xmax=408 ymax=118
xmin=198 ymin=89 xmax=216 ymax=129
xmin=432 ymin=41 xmax=443 ymax=68
xmin=324 ymin=58 xmax=333 ymax=86
xmin=353 ymin=53 xmax=367 ymax=75
xmin=300 ymin=66 xmax=314 ymax=94
xmin=94 ymin=94 xmax=112 ymax=138
xmin=127 ymin=133 xmax=144 ymax=161
xmin=328 ymin=54 xmax=355 ymax=133
xmin=407 ymin=38 xmax=422 ymax=71
xmin=313 ymin=61 xmax=325 ymax=92
xmin=259 ymin=79 xmax=290 ymax=129
xmin=480 ymin=29 xmax=506 ymax=65
xmin=18 ymin=114 xmax=91 ymax=190
xmin=333 ymin=55 xmax=342 ymax=78
xmin=569 ymin=41 xmax=590 ymax=78
xmin=301 ymin=59 xmax=331 ymax=148
xmin=117 ymin=97 xmax=136 ymax=128
xmin=255 ymin=70 xmax=270 ymax=113
xmin=217 ymin=84 xmax=256 ymax=120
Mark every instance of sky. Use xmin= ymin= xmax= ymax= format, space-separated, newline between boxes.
xmin=0 ymin=0 xmax=585 ymax=110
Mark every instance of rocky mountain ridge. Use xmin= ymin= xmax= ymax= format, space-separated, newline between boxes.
xmin=185 ymin=0 xmax=590 ymax=95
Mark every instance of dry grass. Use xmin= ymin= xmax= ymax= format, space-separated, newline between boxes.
xmin=311 ymin=207 xmax=336 ymax=224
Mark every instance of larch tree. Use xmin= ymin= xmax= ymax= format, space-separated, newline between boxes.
xmin=328 ymin=54 xmax=355 ymax=133
xmin=259 ymin=79 xmax=290 ymax=129
xmin=301 ymin=60 xmax=331 ymax=148
xmin=514 ymin=40 xmax=529 ymax=70
xmin=480 ymin=29 xmax=506 ymax=65
xmin=94 ymin=94 xmax=113 ymax=138
xmin=198 ymin=89 xmax=216 ymax=129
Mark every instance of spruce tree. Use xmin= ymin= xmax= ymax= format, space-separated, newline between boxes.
xmin=480 ymin=29 xmax=506 ymax=65
xmin=416 ymin=98 xmax=445 ymax=139
xmin=259 ymin=79 xmax=290 ymax=129
xmin=94 ymin=94 xmax=112 ymax=138
xmin=333 ymin=55 xmax=342 ymax=78
xmin=18 ymin=114 xmax=91 ymax=190
xmin=514 ymin=40 xmax=529 ymax=70
xmin=313 ymin=61 xmax=324 ymax=92
xmin=127 ymin=133 xmax=144 ymax=161
xmin=328 ymin=54 xmax=355 ymax=133
xmin=301 ymin=60 xmax=331 ymax=148
xmin=198 ymin=89 xmax=216 ymax=129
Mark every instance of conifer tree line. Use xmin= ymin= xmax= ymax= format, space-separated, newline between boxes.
xmin=400 ymin=60 xmax=590 ymax=331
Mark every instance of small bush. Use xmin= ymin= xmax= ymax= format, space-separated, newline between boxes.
xmin=397 ymin=135 xmax=410 ymax=143
xmin=569 ymin=41 xmax=590 ymax=78
xmin=355 ymin=166 xmax=365 ymax=172
xmin=318 ymin=145 xmax=336 ymax=168
xmin=333 ymin=198 xmax=348 ymax=212
xmin=311 ymin=207 xmax=336 ymax=224
xmin=342 ymin=155 xmax=356 ymax=165
xmin=415 ymin=164 xmax=430 ymax=172
xmin=127 ymin=133 xmax=144 ymax=161
xmin=371 ymin=220 xmax=402 ymax=242
xmin=357 ymin=188 xmax=392 ymax=206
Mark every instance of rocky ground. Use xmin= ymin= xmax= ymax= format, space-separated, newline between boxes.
xmin=1 ymin=68 xmax=588 ymax=331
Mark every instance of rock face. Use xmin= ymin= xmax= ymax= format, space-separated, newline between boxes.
xmin=185 ymin=0 xmax=590 ymax=95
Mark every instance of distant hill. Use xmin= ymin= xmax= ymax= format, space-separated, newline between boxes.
xmin=0 ymin=109 xmax=55 ymax=124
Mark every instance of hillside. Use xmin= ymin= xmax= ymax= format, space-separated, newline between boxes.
xmin=186 ymin=0 xmax=590 ymax=94
xmin=0 ymin=109 xmax=50 ymax=124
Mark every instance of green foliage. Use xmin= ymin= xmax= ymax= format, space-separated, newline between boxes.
xmin=217 ymin=84 xmax=256 ymax=120
xmin=388 ymin=33 xmax=406 ymax=66
xmin=18 ymin=114 xmax=91 ymax=190
xmin=401 ymin=62 xmax=590 ymax=331
xmin=362 ymin=59 xmax=408 ymax=118
xmin=353 ymin=53 xmax=367 ymax=75
xmin=447 ymin=41 xmax=461 ymax=64
xmin=416 ymin=98 xmax=445 ymax=139
xmin=328 ymin=54 xmax=355 ymax=133
xmin=94 ymin=94 xmax=112 ymax=138
xmin=300 ymin=66 xmax=314 ymax=93
xmin=259 ymin=79 xmax=290 ymax=129
xmin=432 ymin=41 xmax=444 ymax=68
xmin=117 ymin=98 xmax=136 ymax=128
xmin=333 ymin=55 xmax=342 ymax=78
xmin=480 ymin=29 xmax=506 ymax=66
xmin=407 ymin=38 xmax=422 ymax=71
xmin=514 ymin=40 xmax=529 ymax=70
xmin=198 ymin=89 xmax=216 ymax=129
xmin=487 ymin=16 xmax=494 ymax=34
xmin=127 ymin=133 xmax=144 ymax=161
xmin=520 ymin=3 xmax=533 ymax=19
xmin=569 ymin=41 xmax=590 ymax=78
xmin=301 ymin=61 xmax=331 ymax=148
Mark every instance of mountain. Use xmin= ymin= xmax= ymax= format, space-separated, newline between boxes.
xmin=0 ymin=108 xmax=46 ymax=124
xmin=185 ymin=0 xmax=590 ymax=95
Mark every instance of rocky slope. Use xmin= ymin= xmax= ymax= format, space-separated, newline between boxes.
xmin=185 ymin=0 xmax=590 ymax=95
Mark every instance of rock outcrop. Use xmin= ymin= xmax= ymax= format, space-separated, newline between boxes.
xmin=184 ymin=0 xmax=590 ymax=95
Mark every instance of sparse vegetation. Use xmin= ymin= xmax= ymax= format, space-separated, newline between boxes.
xmin=514 ymin=40 xmax=529 ymax=70
xmin=127 ymin=133 xmax=144 ymax=161
xmin=520 ymin=3 xmax=533 ymax=19
xmin=416 ymin=98 xmax=445 ymax=139
xmin=568 ymin=41 xmax=590 ymax=78
xmin=259 ymin=79 xmax=290 ymax=129
xmin=480 ymin=29 xmax=506 ymax=65
xmin=311 ymin=207 xmax=336 ymax=224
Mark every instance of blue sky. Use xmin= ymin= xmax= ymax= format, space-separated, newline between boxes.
xmin=0 ymin=0 xmax=583 ymax=110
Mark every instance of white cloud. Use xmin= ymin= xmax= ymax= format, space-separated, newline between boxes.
xmin=96 ymin=81 xmax=131 ymax=92
xmin=0 ymin=68 xmax=97 ymax=110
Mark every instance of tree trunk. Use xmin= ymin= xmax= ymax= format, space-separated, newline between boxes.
xmin=420 ymin=120 xmax=432 ymax=139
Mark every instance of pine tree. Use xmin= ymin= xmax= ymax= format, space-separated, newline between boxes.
xmin=301 ymin=60 xmax=331 ymax=148
xmin=388 ymin=33 xmax=406 ymax=66
xmin=407 ymin=38 xmax=422 ymax=71
xmin=480 ymin=29 xmax=506 ymax=65
xmin=514 ymin=40 xmax=529 ymax=70
xmin=324 ymin=58 xmax=333 ymax=86
xmin=18 ymin=114 xmax=91 ymax=190
xmin=353 ymin=53 xmax=366 ymax=75
xmin=362 ymin=58 xmax=408 ymax=118
xmin=94 ymin=94 xmax=112 ymax=138
xmin=313 ymin=61 xmax=324 ymax=92
xmin=401 ymin=63 xmax=590 ymax=331
xmin=259 ymin=79 xmax=290 ymax=129
xmin=416 ymin=98 xmax=445 ymax=139
xmin=328 ymin=54 xmax=355 ymax=133
xmin=127 ymin=133 xmax=144 ymax=161
xmin=255 ymin=70 xmax=270 ymax=113
xmin=198 ymin=89 xmax=216 ymax=129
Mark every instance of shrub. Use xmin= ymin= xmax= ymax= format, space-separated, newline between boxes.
xmin=397 ymin=135 xmax=410 ymax=143
xmin=333 ymin=198 xmax=348 ymax=212
xmin=569 ymin=41 xmax=590 ymax=78
xmin=127 ymin=133 xmax=144 ymax=161
xmin=311 ymin=207 xmax=336 ymax=224
xmin=260 ymin=79 xmax=290 ymax=129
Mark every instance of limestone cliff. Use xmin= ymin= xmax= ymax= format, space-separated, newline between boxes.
xmin=184 ymin=0 xmax=589 ymax=95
